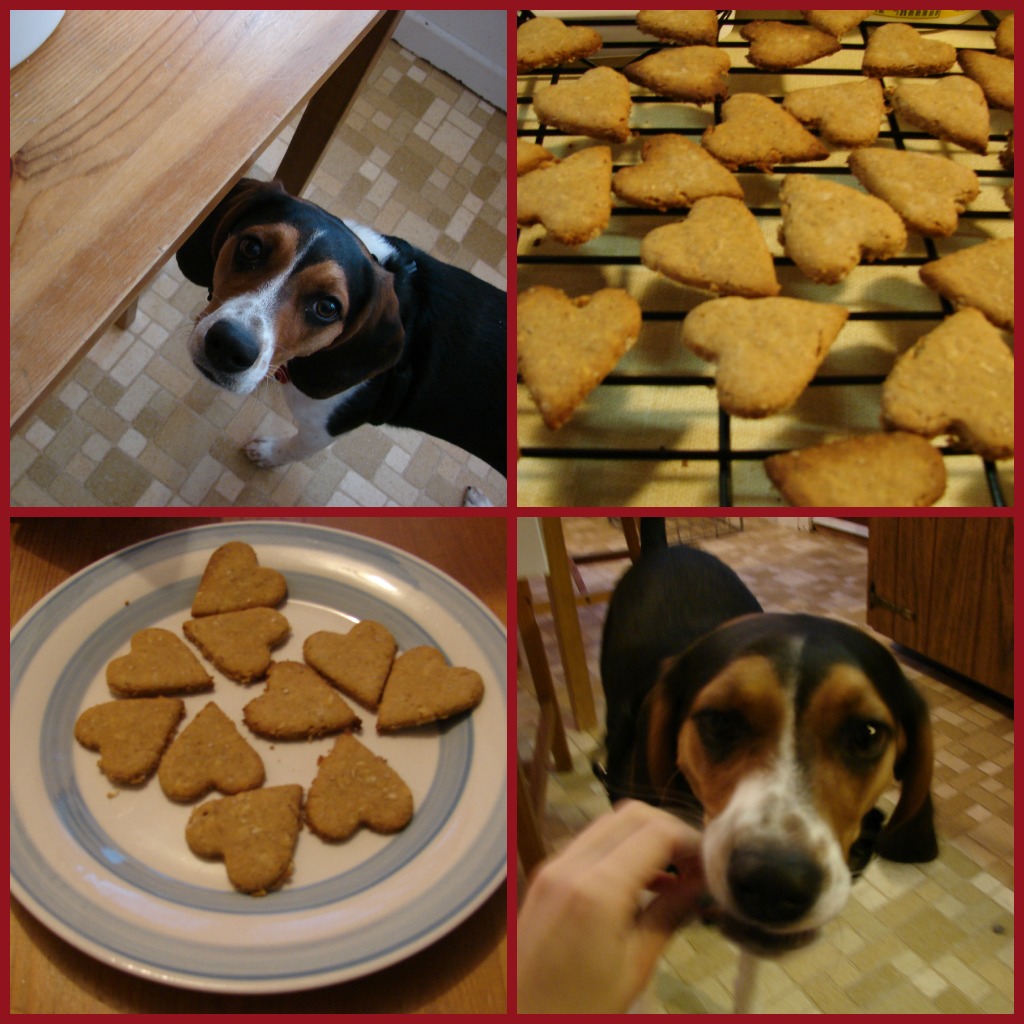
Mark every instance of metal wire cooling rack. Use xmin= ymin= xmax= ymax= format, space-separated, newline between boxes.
xmin=516 ymin=10 xmax=1013 ymax=508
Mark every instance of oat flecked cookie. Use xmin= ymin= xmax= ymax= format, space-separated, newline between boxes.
xmin=377 ymin=646 xmax=485 ymax=732
xmin=765 ymin=433 xmax=947 ymax=508
xmin=848 ymin=148 xmax=978 ymax=237
xmin=681 ymin=296 xmax=848 ymax=418
xmin=305 ymin=734 xmax=413 ymax=841
xmin=624 ymin=46 xmax=731 ymax=104
xmin=532 ymin=66 xmax=633 ymax=143
xmin=703 ymin=93 xmax=828 ymax=172
xmin=191 ymin=541 xmax=287 ymax=617
xmin=75 ymin=697 xmax=185 ymax=785
xmin=918 ymin=238 xmax=1014 ymax=330
xmin=612 ymin=134 xmax=743 ymax=210
xmin=106 ymin=628 xmax=213 ymax=697
xmin=517 ymin=146 xmax=612 ymax=245
xmin=882 ymin=308 xmax=1013 ymax=460
xmin=186 ymin=785 xmax=303 ymax=895
xmin=889 ymin=77 xmax=990 ymax=155
xmin=779 ymin=174 xmax=907 ymax=284
xmin=641 ymin=196 xmax=780 ymax=297
xmin=303 ymin=621 xmax=397 ymax=710
xmin=516 ymin=16 xmax=602 ymax=72
xmin=957 ymin=50 xmax=1014 ymax=112
xmin=518 ymin=285 xmax=642 ymax=430
xmin=862 ymin=23 xmax=956 ymax=76
xmin=243 ymin=661 xmax=361 ymax=739
xmin=740 ymin=21 xmax=841 ymax=70
xmin=158 ymin=701 xmax=265 ymax=802
xmin=782 ymin=78 xmax=885 ymax=148
xmin=183 ymin=607 xmax=290 ymax=683
xmin=800 ymin=10 xmax=875 ymax=37
xmin=636 ymin=10 xmax=720 ymax=46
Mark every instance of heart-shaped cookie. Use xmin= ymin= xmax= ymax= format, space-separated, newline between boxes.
xmin=919 ymin=238 xmax=1013 ymax=330
xmin=624 ymin=45 xmax=731 ymax=104
xmin=303 ymin=621 xmax=396 ymax=710
xmin=779 ymin=175 xmax=907 ymax=284
xmin=517 ymin=146 xmax=612 ymax=245
xmin=681 ymin=296 xmax=848 ymax=417
xmin=106 ymin=627 xmax=213 ymax=696
xmin=740 ymin=20 xmax=841 ymax=70
xmin=532 ymin=66 xmax=633 ymax=143
xmin=376 ymin=646 xmax=484 ymax=732
xmin=74 ymin=697 xmax=185 ymax=784
xmin=158 ymin=701 xmax=265 ymax=801
xmin=641 ymin=196 xmax=780 ymax=297
xmin=889 ymin=76 xmax=990 ymax=154
xmin=186 ymin=784 xmax=303 ymax=894
xmin=243 ymin=661 xmax=361 ymax=739
xmin=183 ymin=607 xmax=290 ymax=683
xmin=802 ymin=10 xmax=874 ymax=37
xmin=518 ymin=285 xmax=642 ymax=430
xmin=191 ymin=541 xmax=287 ymax=617
xmin=782 ymin=78 xmax=885 ymax=148
xmin=516 ymin=16 xmax=602 ymax=72
xmin=305 ymin=735 xmax=413 ymax=841
xmin=862 ymin=23 xmax=956 ymax=77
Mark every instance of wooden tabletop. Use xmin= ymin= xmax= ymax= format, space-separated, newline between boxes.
xmin=9 ymin=515 xmax=508 ymax=1014
xmin=10 ymin=10 xmax=396 ymax=429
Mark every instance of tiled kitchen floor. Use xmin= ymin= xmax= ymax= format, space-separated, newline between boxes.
xmin=518 ymin=518 xmax=1013 ymax=1013
xmin=11 ymin=40 xmax=507 ymax=508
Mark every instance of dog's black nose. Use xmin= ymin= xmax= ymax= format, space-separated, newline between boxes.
xmin=728 ymin=844 xmax=823 ymax=925
xmin=204 ymin=321 xmax=261 ymax=373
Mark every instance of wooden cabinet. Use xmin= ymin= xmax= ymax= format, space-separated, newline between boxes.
xmin=867 ymin=517 xmax=1013 ymax=698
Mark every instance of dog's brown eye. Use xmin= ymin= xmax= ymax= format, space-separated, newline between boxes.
xmin=311 ymin=298 xmax=341 ymax=322
xmin=694 ymin=708 xmax=750 ymax=761
xmin=839 ymin=719 xmax=890 ymax=763
xmin=237 ymin=237 xmax=263 ymax=263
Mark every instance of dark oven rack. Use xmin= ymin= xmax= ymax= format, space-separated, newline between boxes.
xmin=516 ymin=10 xmax=1013 ymax=507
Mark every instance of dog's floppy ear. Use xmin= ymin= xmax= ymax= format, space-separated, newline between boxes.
xmin=176 ymin=178 xmax=287 ymax=291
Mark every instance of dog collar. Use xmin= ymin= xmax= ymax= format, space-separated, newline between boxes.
xmin=273 ymin=364 xmax=290 ymax=384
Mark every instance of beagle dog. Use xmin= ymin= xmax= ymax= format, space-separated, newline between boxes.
xmin=600 ymin=542 xmax=937 ymax=957
xmin=176 ymin=178 xmax=506 ymax=477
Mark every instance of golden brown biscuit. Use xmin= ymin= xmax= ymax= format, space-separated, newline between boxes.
xmin=532 ymin=67 xmax=632 ymax=144
xmin=703 ymin=93 xmax=829 ymax=172
xmin=74 ymin=697 xmax=185 ymax=785
xmin=740 ymin=21 xmax=841 ymax=70
xmin=516 ymin=139 xmax=556 ymax=176
xmin=516 ymin=16 xmax=602 ymax=72
xmin=106 ymin=628 xmax=213 ymax=697
xmin=185 ymin=785 xmax=303 ymax=895
xmin=305 ymin=735 xmax=413 ymax=841
xmin=765 ymin=433 xmax=947 ymax=507
xmin=191 ymin=541 xmax=287 ymax=617
xmin=778 ymin=174 xmax=907 ymax=284
xmin=517 ymin=285 xmax=642 ymax=430
xmin=680 ymin=296 xmax=848 ymax=418
xmin=303 ymin=621 xmax=397 ymax=710
xmin=782 ymin=78 xmax=885 ymax=148
xmin=377 ymin=646 xmax=484 ymax=732
xmin=611 ymin=134 xmax=743 ymax=210
xmin=243 ymin=661 xmax=361 ymax=739
xmin=636 ymin=10 xmax=720 ymax=46
xmin=182 ymin=608 xmax=290 ymax=684
xmin=862 ymin=22 xmax=956 ymax=76
xmin=848 ymin=148 xmax=979 ymax=237
xmin=995 ymin=13 xmax=1013 ymax=59
xmin=918 ymin=238 xmax=1014 ymax=330
xmin=958 ymin=50 xmax=1014 ymax=112
xmin=889 ymin=76 xmax=990 ymax=155
xmin=517 ymin=146 xmax=612 ymax=245
xmin=624 ymin=46 xmax=730 ymax=104
xmin=158 ymin=701 xmax=265 ymax=802
xmin=881 ymin=308 xmax=1013 ymax=460
xmin=800 ymin=10 xmax=875 ymax=37
xmin=641 ymin=196 xmax=780 ymax=298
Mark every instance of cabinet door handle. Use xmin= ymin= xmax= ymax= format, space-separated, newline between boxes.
xmin=868 ymin=584 xmax=916 ymax=621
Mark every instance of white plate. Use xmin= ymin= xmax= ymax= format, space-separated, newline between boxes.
xmin=10 ymin=521 xmax=507 ymax=993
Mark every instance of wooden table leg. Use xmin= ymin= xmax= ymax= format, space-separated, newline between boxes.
xmin=276 ymin=10 xmax=401 ymax=195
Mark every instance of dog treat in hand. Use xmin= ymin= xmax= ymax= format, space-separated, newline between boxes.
xmin=782 ymin=78 xmax=885 ymax=149
xmin=517 ymin=146 xmax=612 ymax=245
xmin=186 ymin=785 xmax=304 ymax=895
xmin=848 ymin=148 xmax=978 ymax=237
xmin=518 ymin=285 xmax=642 ymax=429
xmin=303 ymin=621 xmax=397 ymax=710
xmin=957 ymin=50 xmax=1014 ymax=112
xmin=75 ymin=697 xmax=185 ymax=785
xmin=636 ymin=10 xmax=720 ymax=46
xmin=641 ymin=196 xmax=780 ymax=297
xmin=919 ymin=238 xmax=1014 ymax=331
xmin=243 ymin=661 xmax=361 ymax=739
xmin=888 ymin=77 xmax=990 ymax=155
xmin=183 ymin=607 xmax=290 ymax=684
xmin=624 ymin=46 xmax=731 ymax=104
xmin=191 ymin=541 xmax=287 ymax=617
xmin=612 ymin=134 xmax=743 ymax=210
xmin=765 ymin=433 xmax=947 ymax=507
xmin=801 ymin=10 xmax=875 ymax=37
xmin=779 ymin=174 xmax=907 ymax=284
xmin=158 ymin=701 xmax=265 ymax=802
xmin=106 ymin=628 xmax=213 ymax=697
xmin=702 ymin=93 xmax=828 ymax=172
xmin=681 ymin=296 xmax=848 ymax=418
xmin=305 ymin=734 xmax=413 ymax=841
xmin=862 ymin=23 xmax=957 ymax=76
xmin=881 ymin=308 xmax=1014 ymax=460
xmin=377 ymin=646 xmax=485 ymax=732
xmin=740 ymin=21 xmax=841 ymax=70
xmin=516 ymin=16 xmax=602 ymax=72
xmin=532 ymin=66 xmax=633 ymax=143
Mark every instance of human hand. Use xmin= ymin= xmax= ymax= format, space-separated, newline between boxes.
xmin=517 ymin=800 xmax=704 ymax=1014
